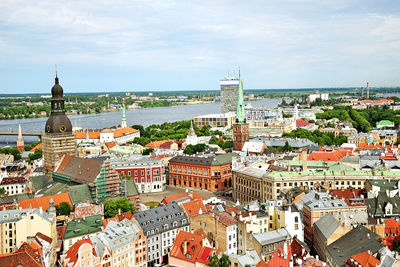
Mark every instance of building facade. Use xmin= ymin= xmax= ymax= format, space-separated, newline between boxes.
xmin=169 ymin=154 xmax=236 ymax=191
xmin=111 ymin=157 xmax=166 ymax=194
xmin=0 ymin=177 xmax=26 ymax=196
xmin=194 ymin=112 xmax=236 ymax=129
xmin=0 ymin=208 xmax=56 ymax=254
xmin=220 ymin=78 xmax=239 ymax=114
xmin=134 ymin=202 xmax=190 ymax=267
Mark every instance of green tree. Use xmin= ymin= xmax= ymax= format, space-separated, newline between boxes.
xmin=0 ymin=188 xmax=7 ymax=195
xmin=56 ymin=202 xmax=72 ymax=216
xmin=184 ymin=145 xmax=195 ymax=155
xmin=29 ymin=149 xmax=43 ymax=161
xmin=142 ymin=148 xmax=153 ymax=155
xmin=208 ymin=253 xmax=230 ymax=267
xmin=104 ymin=197 xmax=136 ymax=219
xmin=209 ymin=136 xmax=219 ymax=144
xmin=281 ymin=141 xmax=293 ymax=152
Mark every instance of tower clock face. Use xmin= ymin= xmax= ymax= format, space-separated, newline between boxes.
xmin=59 ymin=125 xmax=66 ymax=132
xmin=46 ymin=125 xmax=51 ymax=132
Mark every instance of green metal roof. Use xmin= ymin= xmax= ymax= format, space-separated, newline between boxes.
xmin=212 ymin=153 xmax=240 ymax=165
xmin=63 ymin=215 xmax=103 ymax=240
xmin=377 ymin=120 xmax=394 ymax=126
xmin=30 ymin=175 xmax=51 ymax=192
xmin=268 ymin=170 xmax=400 ymax=178
xmin=124 ymin=179 xmax=139 ymax=197
xmin=68 ymin=184 xmax=93 ymax=205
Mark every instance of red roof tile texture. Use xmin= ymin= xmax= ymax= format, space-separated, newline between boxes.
xmin=0 ymin=242 xmax=42 ymax=267
xmin=346 ymin=251 xmax=380 ymax=267
xmin=169 ymin=231 xmax=215 ymax=264
xmin=307 ymin=149 xmax=352 ymax=161
xmin=182 ymin=199 xmax=207 ymax=218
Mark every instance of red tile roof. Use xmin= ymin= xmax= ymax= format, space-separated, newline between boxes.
xmin=169 ymin=231 xmax=215 ymax=264
xmin=145 ymin=140 xmax=173 ymax=149
xmin=0 ymin=177 xmax=25 ymax=185
xmin=18 ymin=192 xmax=72 ymax=211
xmin=329 ymin=189 xmax=365 ymax=199
xmin=55 ymin=155 xmax=103 ymax=183
xmin=0 ymin=242 xmax=42 ymax=267
xmin=346 ymin=251 xmax=380 ymax=267
xmin=63 ymin=239 xmax=95 ymax=266
xmin=296 ymin=120 xmax=310 ymax=127
xmin=182 ymin=199 xmax=207 ymax=218
xmin=116 ymin=211 xmax=134 ymax=222
xmin=214 ymin=211 xmax=237 ymax=227
xmin=384 ymin=219 xmax=400 ymax=250
xmin=267 ymin=239 xmax=314 ymax=267
xmin=308 ymin=149 xmax=352 ymax=161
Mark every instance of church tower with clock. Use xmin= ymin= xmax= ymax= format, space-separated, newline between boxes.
xmin=42 ymin=74 xmax=76 ymax=180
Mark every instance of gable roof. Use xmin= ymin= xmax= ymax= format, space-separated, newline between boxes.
xmin=0 ymin=242 xmax=42 ymax=267
xmin=63 ymin=215 xmax=104 ymax=240
xmin=327 ymin=226 xmax=383 ymax=267
xmin=169 ymin=231 xmax=214 ymax=264
xmin=18 ymin=192 xmax=72 ymax=211
xmin=113 ymin=127 xmax=139 ymax=138
xmin=313 ymin=214 xmax=340 ymax=241
xmin=182 ymin=199 xmax=207 ymax=218
xmin=347 ymin=251 xmax=380 ymax=267
xmin=55 ymin=155 xmax=103 ymax=183
xmin=308 ymin=149 xmax=352 ymax=162
xmin=73 ymin=132 xmax=100 ymax=139
xmin=63 ymin=239 xmax=95 ymax=266
xmin=162 ymin=192 xmax=205 ymax=205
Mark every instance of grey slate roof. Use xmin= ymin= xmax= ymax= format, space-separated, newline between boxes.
xmin=253 ymin=228 xmax=290 ymax=246
xmin=169 ymin=153 xmax=238 ymax=166
xmin=313 ymin=214 xmax=340 ymax=241
xmin=134 ymin=202 xmax=189 ymax=236
xmin=250 ymin=137 xmax=315 ymax=148
xmin=365 ymin=192 xmax=400 ymax=217
xmin=0 ymin=208 xmax=54 ymax=224
xmin=92 ymin=219 xmax=141 ymax=254
xmin=30 ymin=175 xmax=51 ymax=192
xmin=327 ymin=226 xmax=383 ymax=267
xmin=0 ymin=193 xmax=33 ymax=205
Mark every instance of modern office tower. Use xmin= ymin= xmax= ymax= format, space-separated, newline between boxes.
xmin=233 ymin=78 xmax=249 ymax=151
xmin=220 ymin=77 xmax=240 ymax=113
xmin=42 ymin=74 xmax=76 ymax=180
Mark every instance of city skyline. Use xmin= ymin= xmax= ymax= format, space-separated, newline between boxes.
xmin=1 ymin=0 xmax=400 ymax=93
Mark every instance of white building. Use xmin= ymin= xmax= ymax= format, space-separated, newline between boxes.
xmin=307 ymin=92 xmax=329 ymax=103
xmin=185 ymin=121 xmax=198 ymax=146
xmin=100 ymin=129 xmax=114 ymax=143
xmin=226 ymin=222 xmax=238 ymax=255
xmin=0 ymin=177 xmax=26 ymax=196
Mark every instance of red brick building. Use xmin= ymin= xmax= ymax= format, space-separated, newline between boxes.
xmin=169 ymin=154 xmax=237 ymax=191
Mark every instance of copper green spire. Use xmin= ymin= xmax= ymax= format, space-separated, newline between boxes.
xmin=235 ymin=77 xmax=246 ymax=124
xmin=121 ymin=100 xmax=127 ymax=128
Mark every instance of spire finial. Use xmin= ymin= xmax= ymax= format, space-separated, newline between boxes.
xmin=238 ymin=66 xmax=241 ymax=79
xmin=54 ymin=64 xmax=59 ymax=84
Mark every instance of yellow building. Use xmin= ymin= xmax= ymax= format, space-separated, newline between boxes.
xmin=0 ymin=208 xmax=56 ymax=255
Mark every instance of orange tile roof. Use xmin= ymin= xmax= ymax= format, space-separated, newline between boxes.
xmin=113 ymin=127 xmax=139 ymax=138
xmin=256 ymin=260 xmax=268 ymax=267
xmin=169 ymin=231 xmax=215 ymax=264
xmin=267 ymin=239 xmax=311 ymax=267
xmin=162 ymin=192 xmax=206 ymax=205
xmin=73 ymin=132 xmax=100 ymax=139
xmin=347 ymin=252 xmax=380 ymax=267
xmin=18 ymin=192 xmax=72 ymax=211
xmin=329 ymin=189 xmax=365 ymax=199
xmin=116 ymin=211 xmax=134 ymax=222
xmin=182 ymin=199 xmax=207 ymax=217
xmin=30 ymin=143 xmax=42 ymax=151
xmin=384 ymin=219 xmax=400 ymax=250
xmin=307 ymin=149 xmax=352 ymax=161
xmin=145 ymin=140 xmax=172 ymax=149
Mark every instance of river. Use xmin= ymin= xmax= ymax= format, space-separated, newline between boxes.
xmin=0 ymin=99 xmax=281 ymax=146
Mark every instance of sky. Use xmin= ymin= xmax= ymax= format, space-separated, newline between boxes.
xmin=0 ymin=0 xmax=400 ymax=93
